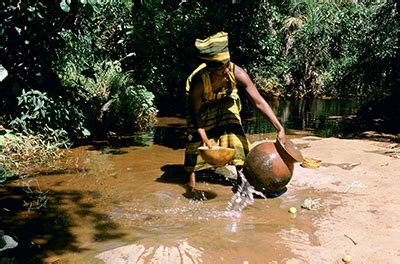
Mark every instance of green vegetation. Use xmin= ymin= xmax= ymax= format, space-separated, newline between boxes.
xmin=1 ymin=0 xmax=398 ymax=142
xmin=0 ymin=126 xmax=67 ymax=184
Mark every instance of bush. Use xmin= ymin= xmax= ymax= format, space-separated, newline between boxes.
xmin=0 ymin=0 xmax=67 ymax=114
xmin=55 ymin=21 xmax=158 ymax=137
xmin=9 ymin=89 xmax=88 ymax=140
xmin=57 ymin=56 xmax=158 ymax=135
xmin=107 ymin=84 xmax=158 ymax=132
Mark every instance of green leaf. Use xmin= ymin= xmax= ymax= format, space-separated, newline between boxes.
xmin=82 ymin=128 xmax=91 ymax=137
xmin=0 ymin=65 xmax=8 ymax=82
xmin=60 ymin=0 xmax=70 ymax=13
xmin=83 ymin=4 xmax=94 ymax=17
xmin=36 ymin=12 xmax=44 ymax=19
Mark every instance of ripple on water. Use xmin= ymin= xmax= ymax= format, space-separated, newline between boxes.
xmin=107 ymin=172 xmax=269 ymax=242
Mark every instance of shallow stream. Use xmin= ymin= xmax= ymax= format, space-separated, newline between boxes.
xmin=0 ymin=99 xmax=358 ymax=263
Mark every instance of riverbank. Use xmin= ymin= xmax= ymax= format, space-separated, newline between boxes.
xmin=0 ymin=136 xmax=399 ymax=263
xmin=280 ymin=136 xmax=400 ymax=263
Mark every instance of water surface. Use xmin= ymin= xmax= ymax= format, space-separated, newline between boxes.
xmin=0 ymin=98 xmax=358 ymax=263
xmin=154 ymin=98 xmax=360 ymax=148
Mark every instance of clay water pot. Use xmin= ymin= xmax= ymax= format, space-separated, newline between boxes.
xmin=243 ymin=138 xmax=303 ymax=194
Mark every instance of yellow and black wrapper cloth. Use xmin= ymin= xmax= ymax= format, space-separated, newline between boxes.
xmin=184 ymin=63 xmax=251 ymax=172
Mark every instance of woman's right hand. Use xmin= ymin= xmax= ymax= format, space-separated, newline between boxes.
xmin=203 ymin=140 xmax=213 ymax=149
xmin=197 ymin=128 xmax=212 ymax=149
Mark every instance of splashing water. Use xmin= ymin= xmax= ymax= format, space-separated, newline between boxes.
xmin=226 ymin=170 xmax=266 ymax=214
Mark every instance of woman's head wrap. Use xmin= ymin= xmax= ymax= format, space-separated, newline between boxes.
xmin=195 ymin=32 xmax=230 ymax=65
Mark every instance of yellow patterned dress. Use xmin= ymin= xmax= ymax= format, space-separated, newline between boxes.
xmin=184 ymin=62 xmax=251 ymax=172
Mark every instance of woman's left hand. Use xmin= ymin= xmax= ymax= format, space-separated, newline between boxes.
xmin=277 ymin=129 xmax=286 ymax=145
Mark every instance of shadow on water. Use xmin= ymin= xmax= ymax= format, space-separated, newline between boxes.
xmin=156 ymin=165 xmax=238 ymax=200
xmin=156 ymin=164 xmax=187 ymax=185
xmin=153 ymin=125 xmax=187 ymax=150
xmin=158 ymin=165 xmax=234 ymax=185
xmin=0 ymin=186 xmax=125 ymax=263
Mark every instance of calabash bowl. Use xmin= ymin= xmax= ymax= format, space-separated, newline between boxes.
xmin=198 ymin=146 xmax=236 ymax=167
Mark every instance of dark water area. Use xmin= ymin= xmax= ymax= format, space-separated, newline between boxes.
xmin=151 ymin=98 xmax=360 ymax=149
xmin=243 ymin=98 xmax=361 ymax=137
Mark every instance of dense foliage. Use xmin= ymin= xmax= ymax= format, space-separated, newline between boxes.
xmin=1 ymin=0 xmax=399 ymax=141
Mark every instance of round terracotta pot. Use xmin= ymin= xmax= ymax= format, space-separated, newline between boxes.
xmin=243 ymin=138 xmax=303 ymax=194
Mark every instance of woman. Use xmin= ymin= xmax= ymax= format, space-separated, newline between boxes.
xmin=185 ymin=32 xmax=285 ymax=190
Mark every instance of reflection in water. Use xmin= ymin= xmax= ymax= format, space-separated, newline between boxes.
xmin=153 ymin=126 xmax=187 ymax=149
xmin=151 ymin=98 xmax=360 ymax=148
xmin=243 ymin=98 xmax=360 ymax=137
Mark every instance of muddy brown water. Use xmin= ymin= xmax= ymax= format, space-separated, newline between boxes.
xmin=1 ymin=119 xmax=338 ymax=263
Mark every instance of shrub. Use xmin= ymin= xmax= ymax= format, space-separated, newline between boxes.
xmin=107 ymin=84 xmax=158 ymax=132
xmin=9 ymin=89 xmax=88 ymax=140
xmin=58 ymin=56 xmax=158 ymax=135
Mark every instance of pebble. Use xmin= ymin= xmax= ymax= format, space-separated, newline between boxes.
xmin=342 ymin=255 xmax=352 ymax=262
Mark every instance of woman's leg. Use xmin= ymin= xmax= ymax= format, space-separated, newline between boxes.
xmin=188 ymin=171 xmax=196 ymax=191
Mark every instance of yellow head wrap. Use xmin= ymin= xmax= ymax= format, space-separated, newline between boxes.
xmin=195 ymin=32 xmax=230 ymax=64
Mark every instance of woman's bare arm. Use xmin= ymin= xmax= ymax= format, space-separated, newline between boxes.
xmin=189 ymin=77 xmax=212 ymax=148
xmin=234 ymin=64 xmax=286 ymax=143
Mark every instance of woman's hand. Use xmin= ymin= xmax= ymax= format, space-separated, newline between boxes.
xmin=277 ymin=129 xmax=286 ymax=145
xmin=197 ymin=128 xmax=212 ymax=149
xmin=203 ymin=140 xmax=213 ymax=149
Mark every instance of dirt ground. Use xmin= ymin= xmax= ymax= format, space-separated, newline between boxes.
xmin=282 ymin=136 xmax=400 ymax=263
